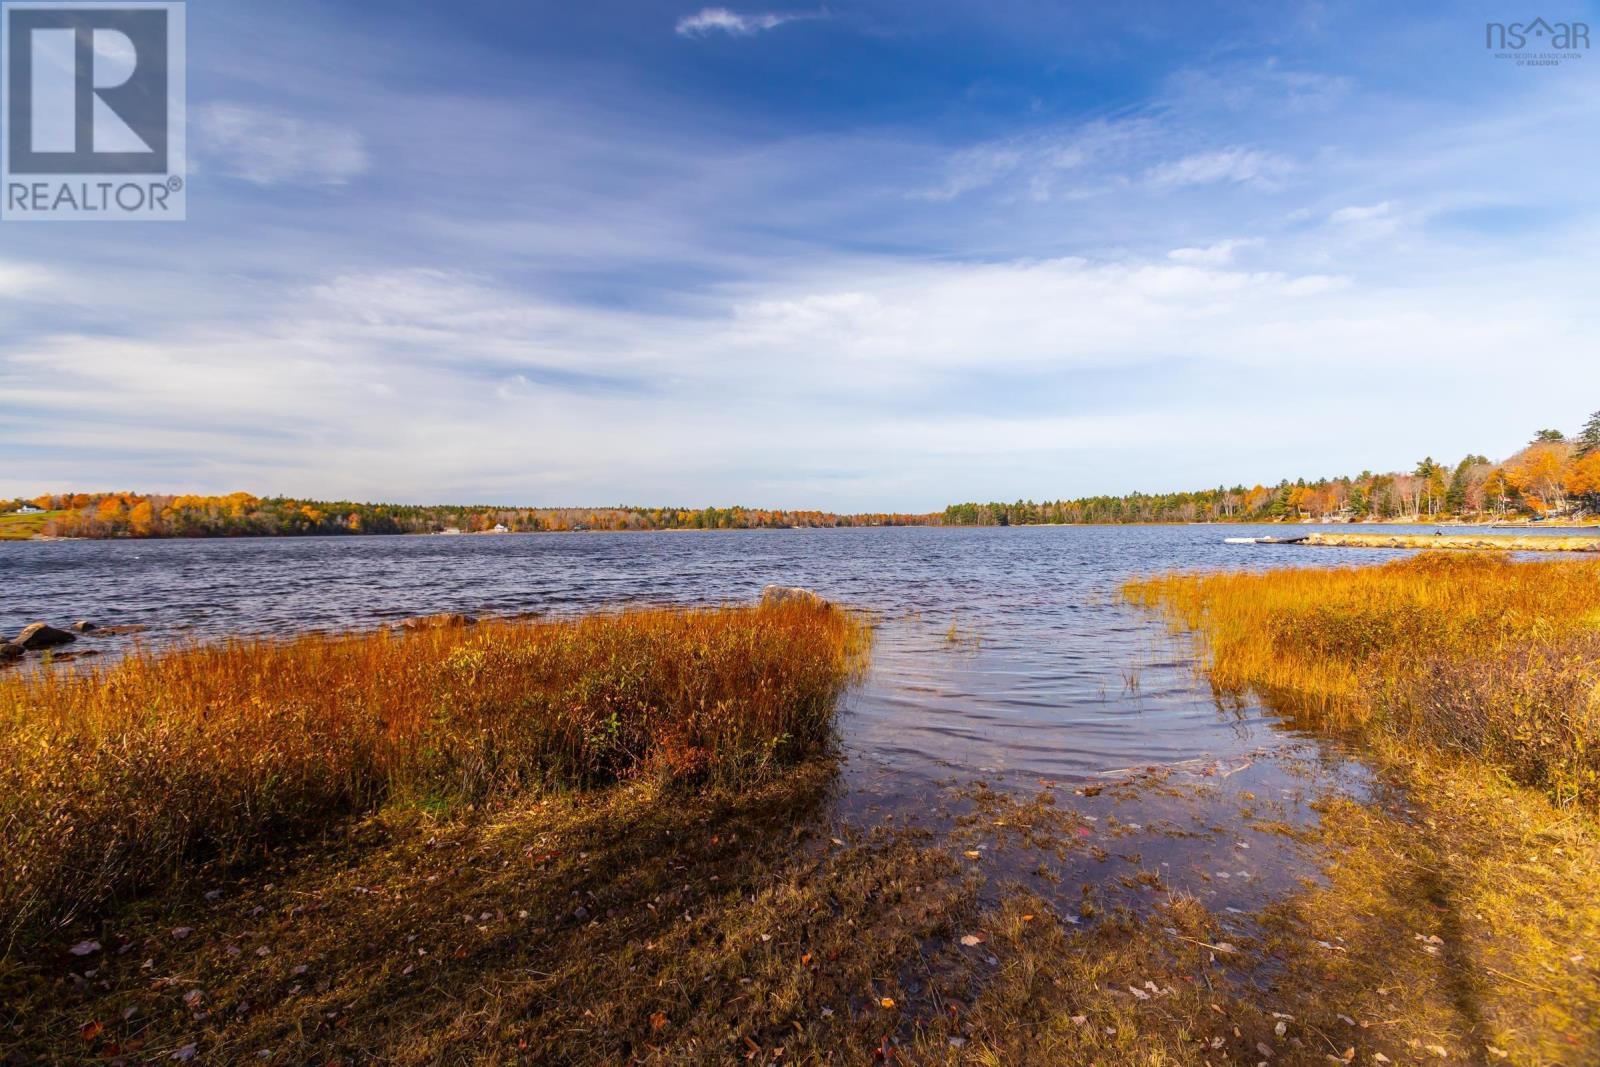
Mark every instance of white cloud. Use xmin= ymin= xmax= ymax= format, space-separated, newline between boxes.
xmin=0 ymin=261 xmax=54 ymax=296
xmin=1329 ymin=201 xmax=1392 ymax=224
xmin=1167 ymin=238 xmax=1261 ymax=266
xmin=197 ymin=104 xmax=369 ymax=187
xmin=0 ymin=240 xmax=1590 ymax=508
xmin=675 ymin=7 xmax=804 ymax=37
xmin=1144 ymin=147 xmax=1293 ymax=190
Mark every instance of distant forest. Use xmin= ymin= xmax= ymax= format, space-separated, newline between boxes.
xmin=8 ymin=413 xmax=1599 ymax=539
xmin=2 ymin=493 xmax=931 ymax=539
xmin=945 ymin=413 xmax=1600 ymax=527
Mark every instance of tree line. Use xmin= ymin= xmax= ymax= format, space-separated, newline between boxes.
xmin=945 ymin=413 xmax=1600 ymax=527
xmin=1 ymin=494 xmax=935 ymax=540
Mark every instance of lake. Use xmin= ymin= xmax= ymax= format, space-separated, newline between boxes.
xmin=0 ymin=523 xmax=1532 ymax=914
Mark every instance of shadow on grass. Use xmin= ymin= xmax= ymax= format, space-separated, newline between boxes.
xmin=3 ymin=762 xmax=978 ymax=1064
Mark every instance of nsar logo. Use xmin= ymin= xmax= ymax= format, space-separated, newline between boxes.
xmin=1485 ymin=17 xmax=1589 ymax=66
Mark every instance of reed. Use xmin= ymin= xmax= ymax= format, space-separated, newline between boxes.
xmin=1125 ymin=553 xmax=1600 ymax=808
xmin=0 ymin=600 xmax=867 ymax=952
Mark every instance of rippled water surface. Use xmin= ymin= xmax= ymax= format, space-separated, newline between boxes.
xmin=0 ymin=523 xmax=1515 ymax=912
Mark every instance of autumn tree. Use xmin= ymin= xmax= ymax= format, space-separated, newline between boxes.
xmin=1505 ymin=441 xmax=1573 ymax=514
xmin=1568 ymin=450 xmax=1600 ymax=509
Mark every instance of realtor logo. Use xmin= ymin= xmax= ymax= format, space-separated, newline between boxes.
xmin=2 ymin=1 xmax=185 ymax=220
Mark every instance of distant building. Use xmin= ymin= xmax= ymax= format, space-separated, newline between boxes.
xmin=490 ymin=523 xmax=509 ymax=533
xmin=15 ymin=504 xmax=42 ymax=514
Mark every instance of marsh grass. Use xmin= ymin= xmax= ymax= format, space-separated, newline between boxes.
xmin=1125 ymin=553 xmax=1600 ymax=807
xmin=0 ymin=601 xmax=867 ymax=952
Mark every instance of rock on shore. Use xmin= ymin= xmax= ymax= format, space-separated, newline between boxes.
xmin=760 ymin=585 xmax=831 ymax=609
xmin=14 ymin=622 xmax=76 ymax=650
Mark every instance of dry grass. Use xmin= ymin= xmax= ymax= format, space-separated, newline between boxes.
xmin=0 ymin=601 xmax=868 ymax=954
xmin=1125 ymin=553 xmax=1600 ymax=807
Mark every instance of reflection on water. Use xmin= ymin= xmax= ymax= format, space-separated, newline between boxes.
xmin=1 ymin=524 xmax=1470 ymax=912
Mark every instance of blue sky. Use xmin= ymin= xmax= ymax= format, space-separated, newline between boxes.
xmin=2 ymin=0 xmax=1597 ymax=509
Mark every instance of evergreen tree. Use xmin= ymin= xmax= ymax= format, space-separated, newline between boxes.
xmin=1577 ymin=410 xmax=1600 ymax=457
xmin=1445 ymin=456 xmax=1476 ymax=515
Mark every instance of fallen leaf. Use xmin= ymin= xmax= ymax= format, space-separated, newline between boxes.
xmin=879 ymin=997 xmax=896 ymax=1010
xmin=79 ymin=1020 xmax=104 ymax=1042
xmin=1021 ymin=914 xmax=1035 ymax=922
xmin=963 ymin=851 xmax=981 ymax=860
xmin=69 ymin=940 xmax=101 ymax=957
xmin=1485 ymin=1048 xmax=1508 ymax=1060
xmin=172 ymin=1045 xmax=198 ymax=1062
xmin=959 ymin=934 xmax=984 ymax=947
xmin=650 ymin=1011 xmax=668 ymax=1032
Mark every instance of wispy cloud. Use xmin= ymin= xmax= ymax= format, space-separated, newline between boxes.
xmin=911 ymin=118 xmax=1157 ymax=202
xmin=675 ymin=7 xmax=809 ymax=37
xmin=1144 ymin=147 xmax=1293 ymax=190
xmin=196 ymin=104 xmax=369 ymax=187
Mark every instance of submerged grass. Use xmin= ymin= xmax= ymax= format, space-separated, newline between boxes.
xmin=1125 ymin=553 xmax=1600 ymax=808
xmin=0 ymin=601 xmax=868 ymax=954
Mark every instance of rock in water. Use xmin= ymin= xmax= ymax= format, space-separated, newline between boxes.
xmin=13 ymin=622 xmax=75 ymax=650
xmin=69 ymin=620 xmax=97 ymax=633
xmin=760 ymin=585 xmax=830 ymax=609
xmin=0 ymin=642 xmax=23 ymax=663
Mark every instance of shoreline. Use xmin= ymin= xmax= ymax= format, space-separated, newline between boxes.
xmin=1300 ymin=531 xmax=1600 ymax=552
xmin=9 ymin=517 xmax=1600 ymax=544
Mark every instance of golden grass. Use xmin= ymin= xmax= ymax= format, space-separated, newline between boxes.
xmin=1125 ymin=553 xmax=1600 ymax=808
xmin=1305 ymin=532 xmax=1600 ymax=552
xmin=0 ymin=601 xmax=868 ymax=954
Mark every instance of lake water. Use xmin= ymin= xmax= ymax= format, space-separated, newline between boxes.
xmin=0 ymin=524 xmax=1538 ymax=915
